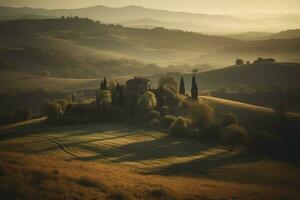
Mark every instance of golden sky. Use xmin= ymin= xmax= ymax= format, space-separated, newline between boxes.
xmin=1 ymin=0 xmax=300 ymax=14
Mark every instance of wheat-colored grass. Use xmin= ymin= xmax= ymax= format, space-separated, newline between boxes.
xmin=0 ymin=119 xmax=299 ymax=199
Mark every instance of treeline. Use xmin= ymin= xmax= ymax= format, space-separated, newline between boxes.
xmin=235 ymin=57 xmax=276 ymax=65
xmin=0 ymin=88 xmax=98 ymax=125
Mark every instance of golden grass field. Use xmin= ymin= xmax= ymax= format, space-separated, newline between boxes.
xmin=201 ymin=96 xmax=300 ymax=119
xmin=0 ymin=119 xmax=300 ymax=199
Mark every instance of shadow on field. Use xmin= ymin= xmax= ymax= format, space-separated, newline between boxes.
xmin=79 ymin=135 xmax=215 ymax=162
xmin=12 ymin=122 xmax=219 ymax=165
xmin=147 ymin=151 xmax=258 ymax=177
xmin=0 ymin=121 xmax=47 ymax=141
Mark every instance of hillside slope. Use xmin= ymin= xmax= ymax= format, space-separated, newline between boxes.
xmin=1 ymin=5 xmax=300 ymax=34
xmin=0 ymin=18 xmax=241 ymax=76
xmin=201 ymin=96 xmax=300 ymax=119
xmin=198 ymin=62 xmax=300 ymax=86
xmin=1 ymin=18 xmax=300 ymax=78
xmin=0 ymin=120 xmax=299 ymax=200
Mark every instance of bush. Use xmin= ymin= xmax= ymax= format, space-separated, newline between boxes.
xmin=222 ymin=113 xmax=238 ymax=127
xmin=158 ymin=76 xmax=178 ymax=93
xmin=160 ymin=115 xmax=177 ymax=130
xmin=14 ymin=107 xmax=32 ymax=122
xmin=0 ymin=113 xmax=14 ymax=125
xmin=150 ymin=119 xmax=160 ymax=129
xmin=222 ymin=125 xmax=248 ymax=146
xmin=189 ymin=102 xmax=214 ymax=128
xmin=160 ymin=106 xmax=169 ymax=116
xmin=189 ymin=128 xmax=201 ymax=138
xmin=163 ymin=87 xmax=179 ymax=106
xmin=96 ymin=90 xmax=112 ymax=113
xmin=66 ymin=103 xmax=95 ymax=115
xmin=170 ymin=117 xmax=191 ymax=136
xmin=54 ymin=99 xmax=69 ymax=111
xmin=235 ymin=58 xmax=244 ymax=65
xmin=137 ymin=91 xmax=157 ymax=111
xmin=42 ymin=70 xmax=50 ymax=77
xmin=148 ymin=110 xmax=160 ymax=120
xmin=249 ymin=131 xmax=280 ymax=154
xmin=201 ymin=122 xmax=222 ymax=142
xmin=42 ymin=102 xmax=61 ymax=119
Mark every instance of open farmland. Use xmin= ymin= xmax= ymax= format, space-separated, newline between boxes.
xmin=0 ymin=119 xmax=299 ymax=200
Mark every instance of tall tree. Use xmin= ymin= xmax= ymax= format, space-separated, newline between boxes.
xmin=157 ymin=84 xmax=164 ymax=107
xmin=191 ymin=75 xmax=199 ymax=100
xmin=179 ymin=76 xmax=185 ymax=95
xmin=100 ymin=81 xmax=104 ymax=90
xmin=103 ymin=78 xmax=108 ymax=90
xmin=71 ymin=94 xmax=75 ymax=103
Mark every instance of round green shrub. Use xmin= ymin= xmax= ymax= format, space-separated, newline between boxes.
xmin=150 ymin=119 xmax=160 ymax=129
xmin=249 ymin=131 xmax=280 ymax=154
xmin=190 ymin=102 xmax=214 ymax=128
xmin=189 ymin=128 xmax=201 ymax=138
xmin=222 ymin=113 xmax=238 ymax=127
xmin=160 ymin=115 xmax=177 ymax=130
xmin=222 ymin=125 xmax=248 ymax=146
xmin=42 ymin=102 xmax=62 ymax=119
xmin=96 ymin=90 xmax=112 ymax=108
xmin=148 ymin=110 xmax=160 ymax=120
xmin=160 ymin=106 xmax=169 ymax=116
xmin=54 ymin=99 xmax=70 ymax=111
xmin=14 ymin=107 xmax=32 ymax=122
xmin=137 ymin=91 xmax=157 ymax=111
xmin=201 ymin=122 xmax=222 ymax=142
xmin=163 ymin=87 xmax=179 ymax=106
xmin=170 ymin=117 xmax=191 ymax=136
xmin=0 ymin=113 xmax=14 ymax=125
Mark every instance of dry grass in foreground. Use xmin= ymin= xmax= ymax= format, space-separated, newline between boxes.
xmin=0 ymin=151 xmax=299 ymax=200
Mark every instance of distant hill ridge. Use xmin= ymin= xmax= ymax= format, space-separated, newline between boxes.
xmin=1 ymin=5 xmax=300 ymax=34
xmin=0 ymin=18 xmax=300 ymax=78
xmin=198 ymin=62 xmax=300 ymax=86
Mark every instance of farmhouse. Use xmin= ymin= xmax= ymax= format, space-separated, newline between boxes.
xmin=126 ymin=77 xmax=151 ymax=94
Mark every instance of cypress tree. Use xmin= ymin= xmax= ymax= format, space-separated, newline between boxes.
xmin=71 ymin=94 xmax=75 ymax=103
xmin=103 ymin=78 xmax=108 ymax=90
xmin=100 ymin=81 xmax=104 ymax=90
xmin=179 ymin=76 xmax=185 ymax=95
xmin=191 ymin=75 xmax=199 ymax=100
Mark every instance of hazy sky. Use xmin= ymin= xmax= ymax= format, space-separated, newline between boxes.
xmin=1 ymin=0 xmax=300 ymax=14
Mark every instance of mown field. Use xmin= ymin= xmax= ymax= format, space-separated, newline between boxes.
xmin=0 ymin=119 xmax=299 ymax=200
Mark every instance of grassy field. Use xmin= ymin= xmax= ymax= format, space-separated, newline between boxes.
xmin=201 ymin=96 xmax=300 ymax=119
xmin=0 ymin=71 xmax=132 ymax=91
xmin=0 ymin=119 xmax=299 ymax=199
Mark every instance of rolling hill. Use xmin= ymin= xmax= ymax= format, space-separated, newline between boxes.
xmin=0 ymin=119 xmax=299 ymax=199
xmin=226 ymin=29 xmax=300 ymax=41
xmin=0 ymin=18 xmax=242 ymax=77
xmin=268 ymin=29 xmax=300 ymax=39
xmin=198 ymin=62 xmax=300 ymax=86
xmin=149 ymin=62 xmax=300 ymax=92
xmin=1 ymin=5 xmax=300 ymax=34
xmin=1 ymin=18 xmax=300 ymax=79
